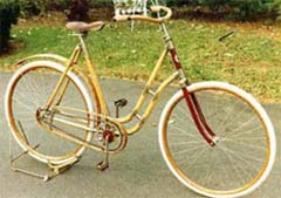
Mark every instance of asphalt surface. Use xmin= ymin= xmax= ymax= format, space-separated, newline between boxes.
xmin=0 ymin=73 xmax=281 ymax=198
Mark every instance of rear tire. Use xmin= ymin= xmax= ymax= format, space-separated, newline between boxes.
xmin=5 ymin=61 xmax=97 ymax=165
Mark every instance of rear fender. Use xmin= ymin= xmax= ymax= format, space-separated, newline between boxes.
xmin=14 ymin=53 xmax=69 ymax=67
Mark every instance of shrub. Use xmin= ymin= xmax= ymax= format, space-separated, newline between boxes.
xmin=201 ymin=0 xmax=275 ymax=20
xmin=18 ymin=0 xmax=41 ymax=17
xmin=18 ymin=0 xmax=72 ymax=17
xmin=49 ymin=0 xmax=72 ymax=11
xmin=88 ymin=0 xmax=112 ymax=8
xmin=165 ymin=0 xmax=189 ymax=7
xmin=0 ymin=0 xmax=20 ymax=53
xmin=164 ymin=0 xmax=278 ymax=20
xmin=67 ymin=0 xmax=90 ymax=21
xmin=6 ymin=0 xmax=281 ymax=22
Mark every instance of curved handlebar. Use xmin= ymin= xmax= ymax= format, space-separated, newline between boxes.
xmin=114 ymin=6 xmax=172 ymax=24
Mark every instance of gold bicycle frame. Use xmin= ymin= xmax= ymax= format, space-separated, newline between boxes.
xmin=44 ymin=23 xmax=184 ymax=137
xmin=7 ymin=5 xmax=226 ymax=181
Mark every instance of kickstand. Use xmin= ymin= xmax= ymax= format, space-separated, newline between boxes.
xmin=10 ymin=144 xmax=51 ymax=181
xmin=96 ymin=136 xmax=110 ymax=171
xmin=9 ymin=121 xmax=80 ymax=182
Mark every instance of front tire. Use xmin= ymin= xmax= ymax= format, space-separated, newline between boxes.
xmin=159 ymin=82 xmax=276 ymax=198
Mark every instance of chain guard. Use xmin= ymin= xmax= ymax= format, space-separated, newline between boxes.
xmin=37 ymin=106 xmax=128 ymax=154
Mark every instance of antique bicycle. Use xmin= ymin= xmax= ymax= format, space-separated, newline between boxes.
xmin=4 ymin=2 xmax=276 ymax=198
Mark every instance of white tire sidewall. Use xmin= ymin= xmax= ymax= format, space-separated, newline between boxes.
xmin=158 ymin=81 xmax=276 ymax=198
xmin=5 ymin=61 xmax=94 ymax=165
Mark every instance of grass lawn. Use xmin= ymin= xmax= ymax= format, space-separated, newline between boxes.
xmin=1 ymin=17 xmax=281 ymax=103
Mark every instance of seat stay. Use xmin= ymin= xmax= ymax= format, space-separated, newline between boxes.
xmin=44 ymin=45 xmax=82 ymax=109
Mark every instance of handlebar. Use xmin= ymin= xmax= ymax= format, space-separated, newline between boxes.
xmin=114 ymin=6 xmax=172 ymax=24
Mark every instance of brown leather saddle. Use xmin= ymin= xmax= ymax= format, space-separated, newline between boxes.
xmin=66 ymin=21 xmax=105 ymax=33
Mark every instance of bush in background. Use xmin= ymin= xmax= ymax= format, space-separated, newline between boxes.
xmin=18 ymin=0 xmax=72 ymax=17
xmin=197 ymin=0 xmax=276 ymax=20
xmin=67 ymin=0 xmax=90 ymax=21
xmin=11 ymin=0 xmax=281 ymax=21
xmin=164 ymin=0 xmax=278 ymax=20
xmin=0 ymin=0 xmax=20 ymax=53
xmin=18 ymin=0 xmax=41 ymax=17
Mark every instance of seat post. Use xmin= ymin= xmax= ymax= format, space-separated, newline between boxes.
xmin=81 ymin=31 xmax=89 ymax=38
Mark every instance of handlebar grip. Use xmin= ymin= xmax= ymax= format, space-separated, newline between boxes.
xmin=114 ymin=15 xmax=162 ymax=24
xmin=150 ymin=5 xmax=172 ymax=21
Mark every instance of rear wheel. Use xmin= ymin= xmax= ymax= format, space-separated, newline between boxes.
xmin=5 ymin=61 xmax=98 ymax=165
xmin=159 ymin=82 xmax=276 ymax=198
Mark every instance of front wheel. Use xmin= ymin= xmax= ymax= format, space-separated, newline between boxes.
xmin=159 ymin=82 xmax=276 ymax=198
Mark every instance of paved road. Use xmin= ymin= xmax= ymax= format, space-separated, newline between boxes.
xmin=0 ymin=73 xmax=281 ymax=198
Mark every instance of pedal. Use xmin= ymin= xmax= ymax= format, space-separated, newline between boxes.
xmin=114 ymin=98 xmax=128 ymax=107
xmin=114 ymin=98 xmax=128 ymax=118
xmin=96 ymin=161 xmax=109 ymax=171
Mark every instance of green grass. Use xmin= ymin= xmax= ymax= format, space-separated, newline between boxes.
xmin=2 ymin=20 xmax=281 ymax=103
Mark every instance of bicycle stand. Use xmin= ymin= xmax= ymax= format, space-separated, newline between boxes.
xmin=9 ymin=124 xmax=80 ymax=182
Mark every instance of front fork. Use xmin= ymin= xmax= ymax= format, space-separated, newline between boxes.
xmin=170 ymin=48 xmax=218 ymax=146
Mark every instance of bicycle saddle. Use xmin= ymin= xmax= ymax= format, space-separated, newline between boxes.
xmin=66 ymin=21 xmax=105 ymax=33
